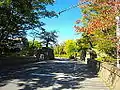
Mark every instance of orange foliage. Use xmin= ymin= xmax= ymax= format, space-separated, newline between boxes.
xmin=80 ymin=0 xmax=120 ymax=10
xmin=75 ymin=0 xmax=119 ymax=34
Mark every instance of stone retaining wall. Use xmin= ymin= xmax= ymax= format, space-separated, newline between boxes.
xmin=99 ymin=62 xmax=120 ymax=90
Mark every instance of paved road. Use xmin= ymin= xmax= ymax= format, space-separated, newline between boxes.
xmin=0 ymin=59 xmax=109 ymax=90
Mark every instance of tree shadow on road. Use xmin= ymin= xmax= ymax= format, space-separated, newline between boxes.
xmin=0 ymin=61 xmax=98 ymax=90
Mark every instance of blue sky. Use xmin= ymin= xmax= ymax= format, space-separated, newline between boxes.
xmin=28 ymin=0 xmax=82 ymax=44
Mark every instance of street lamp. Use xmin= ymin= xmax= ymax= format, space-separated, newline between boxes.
xmin=116 ymin=16 xmax=120 ymax=68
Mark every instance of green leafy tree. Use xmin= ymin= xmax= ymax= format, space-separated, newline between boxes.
xmin=0 ymin=0 xmax=57 ymax=55
xmin=54 ymin=43 xmax=66 ymax=56
xmin=39 ymin=30 xmax=58 ymax=47
xmin=29 ymin=41 xmax=42 ymax=49
xmin=23 ymin=40 xmax=42 ymax=56
xmin=64 ymin=40 xmax=77 ymax=58
xmin=76 ymin=34 xmax=93 ymax=60
xmin=92 ymin=27 xmax=116 ymax=62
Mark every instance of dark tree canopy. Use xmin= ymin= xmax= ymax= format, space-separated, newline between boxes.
xmin=0 ymin=0 xmax=57 ymax=55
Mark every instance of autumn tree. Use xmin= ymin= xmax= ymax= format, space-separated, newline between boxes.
xmin=75 ymin=0 xmax=120 ymax=62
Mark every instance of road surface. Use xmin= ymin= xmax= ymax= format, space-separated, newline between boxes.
xmin=0 ymin=59 xmax=109 ymax=90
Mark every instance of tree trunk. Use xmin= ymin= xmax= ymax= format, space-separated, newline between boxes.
xmin=46 ymin=42 xmax=48 ymax=48
xmin=80 ymin=50 xmax=86 ymax=61
xmin=31 ymin=37 xmax=35 ymax=48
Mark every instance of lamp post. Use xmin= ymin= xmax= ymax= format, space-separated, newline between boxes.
xmin=116 ymin=16 xmax=120 ymax=68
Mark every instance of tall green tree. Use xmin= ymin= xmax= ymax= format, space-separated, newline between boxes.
xmin=0 ymin=0 xmax=56 ymax=54
xmin=76 ymin=34 xmax=93 ymax=60
xmin=29 ymin=41 xmax=42 ymax=49
xmin=39 ymin=30 xmax=58 ymax=47
xmin=54 ymin=43 xmax=66 ymax=55
xmin=64 ymin=40 xmax=77 ymax=57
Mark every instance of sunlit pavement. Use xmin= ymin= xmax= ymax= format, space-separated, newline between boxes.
xmin=0 ymin=59 xmax=109 ymax=90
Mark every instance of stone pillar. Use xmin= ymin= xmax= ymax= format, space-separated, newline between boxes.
xmin=116 ymin=16 xmax=120 ymax=68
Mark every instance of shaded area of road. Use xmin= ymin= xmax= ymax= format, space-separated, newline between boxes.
xmin=0 ymin=59 xmax=108 ymax=90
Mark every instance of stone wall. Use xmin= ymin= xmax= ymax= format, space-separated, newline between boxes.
xmin=99 ymin=62 xmax=120 ymax=90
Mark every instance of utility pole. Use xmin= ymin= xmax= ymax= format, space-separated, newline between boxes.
xmin=115 ymin=0 xmax=120 ymax=68
xmin=116 ymin=16 xmax=120 ymax=68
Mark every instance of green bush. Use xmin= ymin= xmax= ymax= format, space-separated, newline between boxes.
xmin=96 ymin=56 xmax=116 ymax=63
